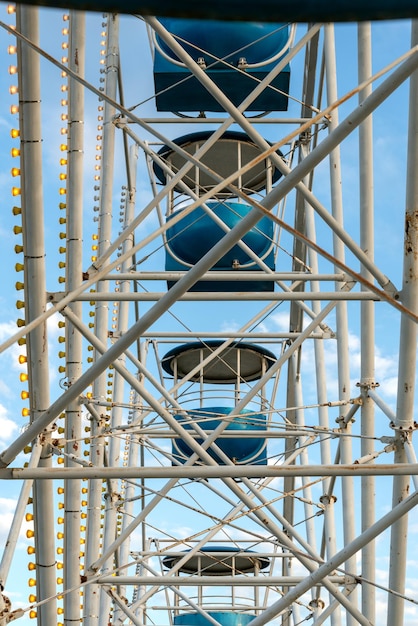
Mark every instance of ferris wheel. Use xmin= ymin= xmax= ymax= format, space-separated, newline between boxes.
xmin=0 ymin=4 xmax=418 ymax=626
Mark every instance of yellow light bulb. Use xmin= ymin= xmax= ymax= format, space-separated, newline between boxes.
xmin=18 ymin=354 xmax=27 ymax=364
xmin=28 ymin=579 xmax=36 ymax=588
xmin=9 ymin=85 xmax=18 ymax=95
xmin=10 ymin=104 xmax=19 ymax=114
xmin=12 ymin=187 xmax=21 ymax=196
xmin=22 ymin=408 xmax=30 ymax=417
xmin=8 ymin=65 xmax=17 ymax=74
xmin=20 ymin=372 xmax=28 ymax=382
xmin=28 ymin=594 xmax=36 ymax=603
xmin=11 ymin=147 xmax=20 ymax=157
xmin=10 ymin=128 xmax=20 ymax=138
xmin=8 ymin=45 xmax=17 ymax=54
xmin=26 ymin=530 xmax=34 ymax=539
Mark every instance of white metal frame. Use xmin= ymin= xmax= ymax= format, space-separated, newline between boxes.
xmin=0 ymin=7 xmax=417 ymax=626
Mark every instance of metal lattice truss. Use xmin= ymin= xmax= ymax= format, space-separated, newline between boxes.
xmin=0 ymin=7 xmax=417 ymax=626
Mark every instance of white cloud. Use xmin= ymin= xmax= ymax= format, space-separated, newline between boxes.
xmin=0 ymin=496 xmax=32 ymax=546
xmin=0 ymin=403 xmax=18 ymax=446
xmin=0 ymin=320 xmax=19 ymax=342
xmin=0 ymin=320 xmax=23 ymax=372
xmin=270 ymin=311 xmax=290 ymax=332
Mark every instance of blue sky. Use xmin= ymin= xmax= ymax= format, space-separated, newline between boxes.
xmin=0 ymin=6 xmax=417 ymax=625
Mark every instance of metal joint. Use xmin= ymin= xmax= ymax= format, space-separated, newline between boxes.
xmin=389 ymin=421 xmax=418 ymax=433
xmin=319 ymin=494 xmax=337 ymax=506
xmin=298 ymin=130 xmax=312 ymax=145
xmin=356 ymin=380 xmax=379 ymax=390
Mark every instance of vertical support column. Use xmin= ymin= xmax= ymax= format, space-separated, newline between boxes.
xmin=84 ymin=13 xmax=119 ymax=626
xmin=324 ymin=24 xmax=357 ymax=625
xmin=64 ymin=10 xmax=86 ymax=624
xmin=357 ymin=22 xmax=376 ymax=623
xmin=99 ymin=145 xmax=138 ymax=624
xmin=302 ymin=135 xmax=337 ymax=582
xmin=387 ymin=20 xmax=418 ymax=626
xmin=281 ymin=346 xmax=297 ymax=626
xmin=114 ymin=400 xmax=141 ymax=624
xmin=16 ymin=5 xmax=56 ymax=624
xmin=283 ymin=130 xmax=337 ymax=623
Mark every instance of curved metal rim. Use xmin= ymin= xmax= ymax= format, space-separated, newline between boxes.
xmin=152 ymin=130 xmax=284 ymax=193
xmin=161 ymin=340 xmax=277 ymax=381
xmin=162 ymin=546 xmax=270 ymax=574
